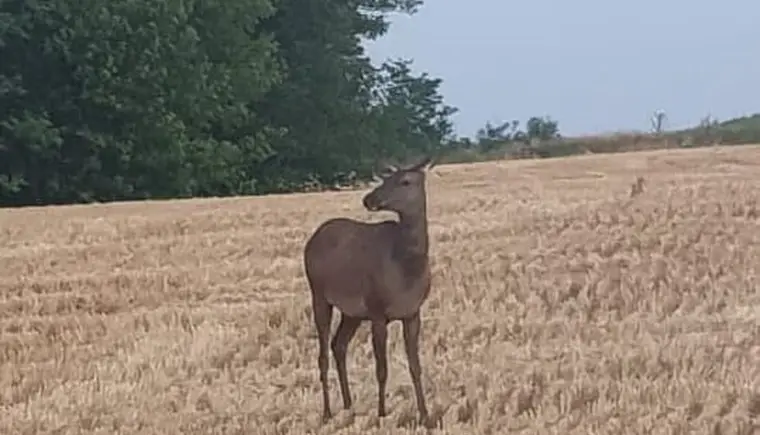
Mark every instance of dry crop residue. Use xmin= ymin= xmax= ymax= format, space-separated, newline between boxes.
xmin=1 ymin=145 xmax=759 ymax=434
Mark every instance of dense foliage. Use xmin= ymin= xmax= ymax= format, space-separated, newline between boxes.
xmin=0 ymin=0 xmax=455 ymax=206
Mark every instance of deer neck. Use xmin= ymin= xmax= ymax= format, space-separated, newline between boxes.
xmin=396 ymin=205 xmax=429 ymax=261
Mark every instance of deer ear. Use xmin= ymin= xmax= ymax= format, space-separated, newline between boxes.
xmin=378 ymin=167 xmax=396 ymax=179
xmin=409 ymin=155 xmax=436 ymax=172
xmin=426 ymin=156 xmax=438 ymax=171
xmin=375 ymin=161 xmax=398 ymax=178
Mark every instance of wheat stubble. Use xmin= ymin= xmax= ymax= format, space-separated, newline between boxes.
xmin=1 ymin=145 xmax=759 ymax=434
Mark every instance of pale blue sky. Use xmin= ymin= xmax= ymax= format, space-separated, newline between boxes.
xmin=365 ymin=0 xmax=760 ymax=138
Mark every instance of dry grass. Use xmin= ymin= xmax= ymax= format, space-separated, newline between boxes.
xmin=2 ymin=145 xmax=760 ymax=434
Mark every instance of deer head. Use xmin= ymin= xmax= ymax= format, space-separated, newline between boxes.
xmin=362 ymin=156 xmax=436 ymax=215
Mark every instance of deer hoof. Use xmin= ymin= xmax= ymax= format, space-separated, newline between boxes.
xmin=420 ymin=414 xmax=437 ymax=429
xmin=321 ymin=411 xmax=332 ymax=424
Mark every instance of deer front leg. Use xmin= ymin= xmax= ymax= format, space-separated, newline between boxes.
xmin=370 ymin=319 xmax=389 ymax=417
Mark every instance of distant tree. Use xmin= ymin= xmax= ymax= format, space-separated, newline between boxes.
xmin=650 ymin=110 xmax=667 ymax=134
xmin=525 ymin=116 xmax=560 ymax=143
xmin=475 ymin=120 xmax=525 ymax=151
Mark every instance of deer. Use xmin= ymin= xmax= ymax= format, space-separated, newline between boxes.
xmin=629 ymin=176 xmax=646 ymax=198
xmin=303 ymin=155 xmax=437 ymax=429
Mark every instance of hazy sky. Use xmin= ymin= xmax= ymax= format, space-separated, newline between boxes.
xmin=364 ymin=0 xmax=760 ymax=138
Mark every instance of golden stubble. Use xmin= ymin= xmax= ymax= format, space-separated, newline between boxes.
xmin=1 ymin=145 xmax=759 ymax=434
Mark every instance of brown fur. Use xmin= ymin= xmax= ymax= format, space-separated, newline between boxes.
xmin=303 ymin=156 xmax=436 ymax=428
xmin=630 ymin=176 xmax=646 ymax=197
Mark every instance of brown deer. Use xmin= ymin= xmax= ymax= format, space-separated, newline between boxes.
xmin=303 ymin=156 xmax=437 ymax=428
xmin=629 ymin=176 xmax=646 ymax=198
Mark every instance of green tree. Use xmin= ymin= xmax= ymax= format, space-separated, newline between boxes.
xmin=253 ymin=0 xmax=455 ymax=191
xmin=0 ymin=0 xmax=457 ymax=205
xmin=0 ymin=0 xmax=280 ymax=205
xmin=370 ymin=59 xmax=457 ymax=162
xmin=525 ymin=116 xmax=560 ymax=142
xmin=476 ymin=120 xmax=524 ymax=151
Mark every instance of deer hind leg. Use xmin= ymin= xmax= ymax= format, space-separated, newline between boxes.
xmin=370 ymin=319 xmax=389 ymax=417
xmin=312 ymin=297 xmax=333 ymax=423
xmin=402 ymin=312 xmax=432 ymax=428
xmin=331 ymin=314 xmax=361 ymax=410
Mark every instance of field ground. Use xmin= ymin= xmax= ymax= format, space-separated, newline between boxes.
xmin=1 ymin=145 xmax=760 ymax=434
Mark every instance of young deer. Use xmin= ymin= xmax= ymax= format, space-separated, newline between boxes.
xmin=303 ymin=156 xmax=437 ymax=428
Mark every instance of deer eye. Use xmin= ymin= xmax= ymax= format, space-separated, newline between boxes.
xmin=400 ymin=179 xmax=411 ymax=186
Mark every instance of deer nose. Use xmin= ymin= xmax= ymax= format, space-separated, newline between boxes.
xmin=363 ymin=193 xmax=380 ymax=211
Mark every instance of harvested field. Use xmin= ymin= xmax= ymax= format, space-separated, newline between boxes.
xmin=1 ymin=145 xmax=760 ymax=434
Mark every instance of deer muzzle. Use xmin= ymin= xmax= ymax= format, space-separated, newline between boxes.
xmin=362 ymin=192 xmax=383 ymax=211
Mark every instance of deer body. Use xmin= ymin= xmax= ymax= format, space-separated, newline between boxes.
xmin=303 ymin=157 xmax=436 ymax=428
xmin=306 ymin=218 xmax=432 ymax=320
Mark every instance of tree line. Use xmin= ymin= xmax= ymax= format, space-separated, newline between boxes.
xmin=0 ymin=0 xmax=458 ymax=206
xmin=8 ymin=0 xmax=749 ymax=208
